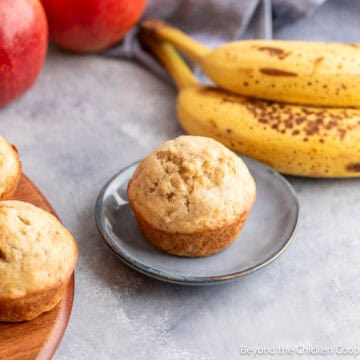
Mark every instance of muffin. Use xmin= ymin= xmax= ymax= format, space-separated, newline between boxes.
xmin=128 ymin=135 xmax=256 ymax=257
xmin=0 ymin=136 xmax=22 ymax=200
xmin=0 ymin=201 xmax=78 ymax=322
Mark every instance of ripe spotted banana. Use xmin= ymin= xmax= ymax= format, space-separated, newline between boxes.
xmin=139 ymin=33 xmax=360 ymax=178
xmin=142 ymin=19 xmax=360 ymax=107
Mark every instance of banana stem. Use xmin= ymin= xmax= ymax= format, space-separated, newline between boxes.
xmin=139 ymin=32 xmax=198 ymax=90
xmin=141 ymin=19 xmax=210 ymax=63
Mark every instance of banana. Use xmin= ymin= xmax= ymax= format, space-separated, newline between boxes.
xmin=139 ymin=33 xmax=360 ymax=178
xmin=142 ymin=19 xmax=360 ymax=107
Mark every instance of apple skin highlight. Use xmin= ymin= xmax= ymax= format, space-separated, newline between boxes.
xmin=0 ymin=0 xmax=48 ymax=108
xmin=40 ymin=0 xmax=147 ymax=53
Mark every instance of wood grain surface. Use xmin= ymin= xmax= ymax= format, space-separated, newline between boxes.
xmin=0 ymin=174 xmax=75 ymax=360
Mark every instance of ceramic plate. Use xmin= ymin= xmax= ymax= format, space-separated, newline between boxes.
xmin=95 ymin=156 xmax=299 ymax=285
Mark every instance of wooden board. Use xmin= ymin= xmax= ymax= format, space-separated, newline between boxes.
xmin=0 ymin=175 xmax=75 ymax=360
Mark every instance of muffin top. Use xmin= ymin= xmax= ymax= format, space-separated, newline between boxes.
xmin=0 ymin=201 xmax=78 ymax=299
xmin=0 ymin=136 xmax=21 ymax=197
xmin=128 ymin=136 xmax=256 ymax=233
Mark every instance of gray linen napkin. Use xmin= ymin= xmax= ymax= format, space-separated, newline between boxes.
xmin=105 ymin=0 xmax=326 ymax=82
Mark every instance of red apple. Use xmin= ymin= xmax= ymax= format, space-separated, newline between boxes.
xmin=0 ymin=0 xmax=48 ymax=108
xmin=40 ymin=0 xmax=147 ymax=53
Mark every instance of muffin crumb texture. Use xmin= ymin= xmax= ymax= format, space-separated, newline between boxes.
xmin=128 ymin=136 xmax=256 ymax=233
xmin=0 ymin=136 xmax=22 ymax=200
xmin=0 ymin=201 xmax=78 ymax=321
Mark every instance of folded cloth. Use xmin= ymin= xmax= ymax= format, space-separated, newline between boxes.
xmin=272 ymin=0 xmax=327 ymax=28
xmin=105 ymin=0 xmax=326 ymax=83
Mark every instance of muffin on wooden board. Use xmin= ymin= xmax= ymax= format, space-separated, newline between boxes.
xmin=128 ymin=135 xmax=256 ymax=257
xmin=0 ymin=136 xmax=22 ymax=200
xmin=0 ymin=201 xmax=78 ymax=322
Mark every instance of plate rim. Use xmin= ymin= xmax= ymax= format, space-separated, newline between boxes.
xmin=95 ymin=156 xmax=300 ymax=285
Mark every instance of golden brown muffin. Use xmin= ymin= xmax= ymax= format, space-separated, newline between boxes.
xmin=128 ymin=136 xmax=256 ymax=257
xmin=0 ymin=136 xmax=22 ymax=200
xmin=0 ymin=201 xmax=78 ymax=322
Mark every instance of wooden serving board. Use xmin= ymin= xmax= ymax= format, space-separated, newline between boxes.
xmin=0 ymin=175 xmax=75 ymax=360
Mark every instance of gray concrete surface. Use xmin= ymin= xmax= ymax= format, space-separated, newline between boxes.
xmin=0 ymin=0 xmax=359 ymax=358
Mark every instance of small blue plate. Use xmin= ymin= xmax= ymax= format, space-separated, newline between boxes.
xmin=95 ymin=156 xmax=299 ymax=285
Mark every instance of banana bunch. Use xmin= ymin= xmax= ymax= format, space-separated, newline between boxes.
xmin=139 ymin=23 xmax=360 ymax=178
xmin=142 ymin=20 xmax=360 ymax=107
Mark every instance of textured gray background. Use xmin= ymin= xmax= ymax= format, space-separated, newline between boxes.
xmin=1 ymin=0 xmax=360 ymax=359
